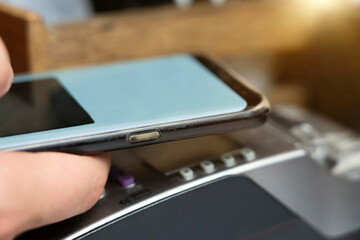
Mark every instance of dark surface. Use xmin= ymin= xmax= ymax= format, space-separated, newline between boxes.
xmin=79 ymin=177 xmax=325 ymax=240
xmin=337 ymin=229 xmax=360 ymax=240
xmin=0 ymin=78 xmax=93 ymax=137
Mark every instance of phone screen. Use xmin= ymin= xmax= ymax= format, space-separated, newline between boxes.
xmin=0 ymin=79 xmax=93 ymax=137
xmin=0 ymin=55 xmax=248 ymax=142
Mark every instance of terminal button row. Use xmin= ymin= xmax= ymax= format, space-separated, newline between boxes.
xmin=178 ymin=147 xmax=256 ymax=181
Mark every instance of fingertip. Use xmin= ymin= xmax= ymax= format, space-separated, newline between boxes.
xmin=0 ymin=63 xmax=13 ymax=97
xmin=0 ymin=39 xmax=13 ymax=97
xmin=2 ymin=62 xmax=13 ymax=95
xmin=43 ymin=152 xmax=111 ymax=216
xmin=94 ymin=152 xmax=112 ymax=169
xmin=77 ymin=153 xmax=111 ymax=212
xmin=90 ymin=152 xmax=111 ymax=161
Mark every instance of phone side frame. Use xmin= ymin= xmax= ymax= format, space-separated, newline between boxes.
xmin=3 ymin=54 xmax=270 ymax=154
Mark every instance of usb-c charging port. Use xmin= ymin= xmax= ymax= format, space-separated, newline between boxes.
xmin=127 ymin=131 xmax=160 ymax=144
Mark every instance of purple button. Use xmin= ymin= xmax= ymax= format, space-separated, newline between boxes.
xmin=117 ymin=173 xmax=135 ymax=188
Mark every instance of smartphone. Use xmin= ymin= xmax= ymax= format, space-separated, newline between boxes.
xmin=0 ymin=54 xmax=269 ymax=154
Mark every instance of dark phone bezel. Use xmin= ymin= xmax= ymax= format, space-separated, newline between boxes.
xmin=3 ymin=54 xmax=270 ymax=154
xmin=194 ymin=54 xmax=263 ymax=110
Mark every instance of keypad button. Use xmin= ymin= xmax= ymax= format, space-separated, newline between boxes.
xmin=118 ymin=173 xmax=136 ymax=188
xmin=200 ymin=160 xmax=216 ymax=174
xmin=179 ymin=167 xmax=195 ymax=181
xmin=239 ymin=147 xmax=256 ymax=162
xmin=220 ymin=154 xmax=236 ymax=167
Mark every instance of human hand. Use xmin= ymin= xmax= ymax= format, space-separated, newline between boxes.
xmin=0 ymin=38 xmax=111 ymax=240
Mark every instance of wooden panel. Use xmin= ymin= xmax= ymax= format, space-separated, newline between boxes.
xmin=47 ymin=0 xmax=318 ymax=69
xmin=273 ymin=10 xmax=360 ymax=131
xmin=0 ymin=3 xmax=47 ymax=73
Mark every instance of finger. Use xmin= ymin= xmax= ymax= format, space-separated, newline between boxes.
xmin=0 ymin=151 xmax=111 ymax=239
xmin=0 ymin=38 xmax=13 ymax=97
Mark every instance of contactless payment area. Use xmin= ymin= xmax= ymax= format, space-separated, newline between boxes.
xmin=0 ymin=54 xmax=247 ymax=149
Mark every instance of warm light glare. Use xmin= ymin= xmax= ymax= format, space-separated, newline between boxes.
xmin=294 ymin=0 xmax=345 ymax=19
xmin=305 ymin=0 xmax=342 ymax=12
xmin=349 ymin=0 xmax=360 ymax=6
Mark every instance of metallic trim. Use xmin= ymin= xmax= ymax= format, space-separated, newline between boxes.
xmin=67 ymin=149 xmax=306 ymax=240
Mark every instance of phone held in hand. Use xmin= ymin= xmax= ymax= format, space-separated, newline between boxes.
xmin=0 ymin=54 xmax=269 ymax=154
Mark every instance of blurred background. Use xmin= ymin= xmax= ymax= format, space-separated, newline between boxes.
xmin=0 ymin=0 xmax=359 ymax=132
